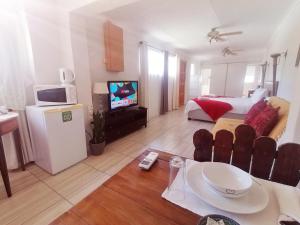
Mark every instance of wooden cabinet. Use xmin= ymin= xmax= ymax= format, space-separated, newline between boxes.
xmin=105 ymin=107 xmax=147 ymax=143
xmin=225 ymin=63 xmax=247 ymax=97
xmin=209 ymin=63 xmax=247 ymax=97
xmin=209 ymin=64 xmax=227 ymax=96
xmin=104 ymin=21 xmax=124 ymax=72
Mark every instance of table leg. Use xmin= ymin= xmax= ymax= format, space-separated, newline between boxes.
xmin=0 ymin=137 xmax=12 ymax=197
xmin=13 ymin=128 xmax=25 ymax=171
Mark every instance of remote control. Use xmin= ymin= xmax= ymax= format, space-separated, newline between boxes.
xmin=139 ymin=152 xmax=159 ymax=170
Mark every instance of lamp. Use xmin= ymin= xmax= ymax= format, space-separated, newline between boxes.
xmin=93 ymin=82 xmax=109 ymax=94
xmin=93 ymin=82 xmax=109 ymax=112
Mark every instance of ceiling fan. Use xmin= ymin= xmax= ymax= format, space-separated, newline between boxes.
xmin=207 ymin=28 xmax=243 ymax=44
xmin=222 ymin=47 xmax=243 ymax=56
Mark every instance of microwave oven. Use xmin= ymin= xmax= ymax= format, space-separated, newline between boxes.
xmin=33 ymin=84 xmax=77 ymax=106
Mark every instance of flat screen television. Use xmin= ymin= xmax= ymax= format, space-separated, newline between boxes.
xmin=108 ymin=81 xmax=138 ymax=110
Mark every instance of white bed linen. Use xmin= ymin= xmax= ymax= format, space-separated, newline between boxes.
xmin=185 ymin=97 xmax=253 ymax=115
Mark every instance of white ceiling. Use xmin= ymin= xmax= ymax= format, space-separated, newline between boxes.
xmin=97 ymin=0 xmax=296 ymax=61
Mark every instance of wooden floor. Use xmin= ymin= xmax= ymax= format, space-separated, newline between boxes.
xmin=0 ymin=109 xmax=213 ymax=225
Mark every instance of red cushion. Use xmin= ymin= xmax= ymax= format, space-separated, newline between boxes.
xmin=249 ymin=105 xmax=279 ymax=137
xmin=245 ymin=99 xmax=267 ymax=124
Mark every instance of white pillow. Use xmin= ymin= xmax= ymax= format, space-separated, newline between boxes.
xmin=251 ymin=88 xmax=267 ymax=103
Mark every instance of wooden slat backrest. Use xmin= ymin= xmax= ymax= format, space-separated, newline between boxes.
xmin=232 ymin=125 xmax=256 ymax=172
xmin=213 ymin=130 xmax=233 ymax=163
xmin=251 ymin=137 xmax=277 ymax=179
xmin=193 ymin=129 xmax=213 ymax=162
xmin=271 ymin=143 xmax=300 ymax=186
xmin=193 ymin=128 xmax=300 ymax=186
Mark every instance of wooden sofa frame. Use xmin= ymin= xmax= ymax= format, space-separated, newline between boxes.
xmin=193 ymin=124 xmax=300 ymax=186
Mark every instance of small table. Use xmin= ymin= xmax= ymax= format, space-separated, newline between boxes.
xmin=50 ymin=149 xmax=201 ymax=225
xmin=0 ymin=112 xmax=25 ymax=197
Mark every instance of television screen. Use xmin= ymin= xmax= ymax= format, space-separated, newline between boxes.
xmin=108 ymin=81 xmax=138 ymax=110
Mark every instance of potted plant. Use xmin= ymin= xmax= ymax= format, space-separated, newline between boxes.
xmin=89 ymin=111 xmax=106 ymax=155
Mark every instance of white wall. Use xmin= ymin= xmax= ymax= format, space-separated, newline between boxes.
xmin=196 ymin=52 xmax=264 ymax=97
xmin=24 ymin=1 xmax=93 ymax=127
xmin=265 ymin=1 xmax=300 ymax=143
xmin=198 ymin=50 xmax=265 ymax=65
xmin=8 ymin=0 xmax=192 ymax=163
xmin=24 ymin=1 xmax=64 ymax=85
xmin=23 ymin=1 xmax=192 ymax=125
xmin=264 ymin=2 xmax=300 ymax=102
xmin=85 ymin=15 xmax=191 ymax=81
xmin=85 ymin=16 xmax=141 ymax=83
xmin=84 ymin=15 xmax=192 ymax=115
xmin=70 ymin=13 xmax=93 ymax=127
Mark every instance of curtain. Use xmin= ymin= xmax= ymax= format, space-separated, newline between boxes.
xmin=160 ymin=52 xmax=168 ymax=114
xmin=200 ymin=68 xmax=212 ymax=96
xmin=139 ymin=42 xmax=149 ymax=111
xmin=139 ymin=43 xmax=179 ymax=118
xmin=0 ymin=0 xmax=35 ymax=169
xmin=189 ymin=63 xmax=202 ymax=98
xmin=242 ymin=65 xmax=262 ymax=96
xmin=146 ymin=46 xmax=164 ymax=119
xmin=168 ymin=54 xmax=179 ymax=111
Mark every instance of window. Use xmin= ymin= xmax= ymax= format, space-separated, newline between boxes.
xmin=147 ymin=47 xmax=164 ymax=76
xmin=189 ymin=63 xmax=199 ymax=98
xmin=200 ymin=68 xmax=211 ymax=96
xmin=244 ymin=65 xmax=256 ymax=83
xmin=243 ymin=65 xmax=260 ymax=96
xmin=168 ymin=54 xmax=177 ymax=78
xmin=190 ymin=64 xmax=195 ymax=76
xmin=189 ymin=64 xmax=211 ymax=98
xmin=147 ymin=47 xmax=165 ymax=119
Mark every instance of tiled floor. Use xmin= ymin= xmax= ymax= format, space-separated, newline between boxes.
xmin=0 ymin=108 xmax=213 ymax=225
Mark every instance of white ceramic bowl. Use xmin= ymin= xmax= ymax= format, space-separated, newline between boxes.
xmin=202 ymin=162 xmax=252 ymax=198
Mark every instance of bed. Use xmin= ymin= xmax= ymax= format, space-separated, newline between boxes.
xmin=185 ymin=89 xmax=267 ymax=122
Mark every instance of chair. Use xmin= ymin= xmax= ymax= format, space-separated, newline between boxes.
xmin=193 ymin=129 xmax=213 ymax=162
xmin=193 ymin=126 xmax=300 ymax=186
xmin=251 ymin=137 xmax=277 ymax=180
xmin=211 ymin=96 xmax=290 ymax=141
xmin=231 ymin=125 xmax=256 ymax=172
xmin=213 ymin=130 xmax=233 ymax=164
xmin=271 ymin=143 xmax=300 ymax=186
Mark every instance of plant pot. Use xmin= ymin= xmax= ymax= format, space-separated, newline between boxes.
xmin=89 ymin=141 xmax=105 ymax=156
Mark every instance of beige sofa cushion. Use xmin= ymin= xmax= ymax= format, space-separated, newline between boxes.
xmin=212 ymin=118 xmax=244 ymax=137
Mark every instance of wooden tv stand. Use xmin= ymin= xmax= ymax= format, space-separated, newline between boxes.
xmin=105 ymin=106 xmax=147 ymax=143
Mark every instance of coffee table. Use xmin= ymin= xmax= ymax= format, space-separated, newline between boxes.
xmin=50 ymin=149 xmax=200 ymax=225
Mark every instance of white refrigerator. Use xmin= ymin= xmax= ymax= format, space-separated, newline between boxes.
xmin=26 ymin=104 xmax=87 ymax=174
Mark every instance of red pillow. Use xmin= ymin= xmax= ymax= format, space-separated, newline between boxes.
xmin=245 ymin=99 xmax=267 ymax=124
xmin=249 ymin=105 xmax=279 ymax=137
